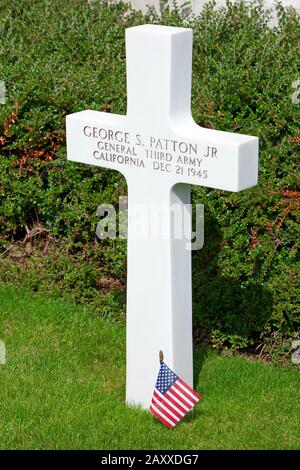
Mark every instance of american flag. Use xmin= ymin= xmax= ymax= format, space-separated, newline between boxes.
xmin=150 ymin=361 xmax=201 ymax=428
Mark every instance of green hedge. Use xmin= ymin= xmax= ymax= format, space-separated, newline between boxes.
xmin=0 ymin=0 xmax=299 ymax=357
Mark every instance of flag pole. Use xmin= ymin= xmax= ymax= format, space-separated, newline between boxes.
xmin=159 ymin=350 xmax=164 ymax=363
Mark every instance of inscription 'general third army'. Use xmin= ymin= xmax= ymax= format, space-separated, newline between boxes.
xmin=83 ymin=125 xmax=218 ymax=178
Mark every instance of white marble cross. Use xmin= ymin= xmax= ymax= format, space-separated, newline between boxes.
xmin=66 ymin=24 xmax=258 ymax=409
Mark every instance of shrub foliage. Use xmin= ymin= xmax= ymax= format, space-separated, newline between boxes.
xmin=0 ymin=0 xmax=299 ymax=357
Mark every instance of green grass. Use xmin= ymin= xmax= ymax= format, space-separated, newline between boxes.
xmin=0 ymin=285 xmax=299 ymax=450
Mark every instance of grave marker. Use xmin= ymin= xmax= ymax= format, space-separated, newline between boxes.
xmin=66 ymin=25 xmax=258 ymax=409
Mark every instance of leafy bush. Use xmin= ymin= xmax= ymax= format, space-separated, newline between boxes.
xmin=0 ymin=0 xmax=299 ymax=359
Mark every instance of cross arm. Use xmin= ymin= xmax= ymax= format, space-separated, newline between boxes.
xmin=165 ymin=122 xmax=259 ymax=192
xmin=66 ymin=110 xmax=129 ymax=178
xmin=66 ymin=109 xmax=258 ymax=192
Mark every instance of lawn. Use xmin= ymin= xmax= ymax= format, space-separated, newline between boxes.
xmin=0 ymin=285 xmax=299 ymax=450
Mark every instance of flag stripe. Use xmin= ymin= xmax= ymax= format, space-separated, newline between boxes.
xmin=175 ymin=382 xmax=198 ymax=404
xmin=151 ymin=398 xmax=177 ymax=427
xmin=150 ymin=405 xmax=173 ymax=429
xmin=152 ymin=396 xmax=180 ymax=424
xmin=166 ymin=388 xmax=190 ymax=411
xmin=168 ymin=387 xmax=192 ymax=410
xmin=153 ymin=390 xmax=182 ymax=420
xmin=172 ymin=383 xmax=195 ymax=406
xmin=155 ymin=389 xmax=185 ymax=417
xmin=150 ymin=403 xmax=175 ymax=428
xmin=178 ymin=378 xmax=201 ymax=400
